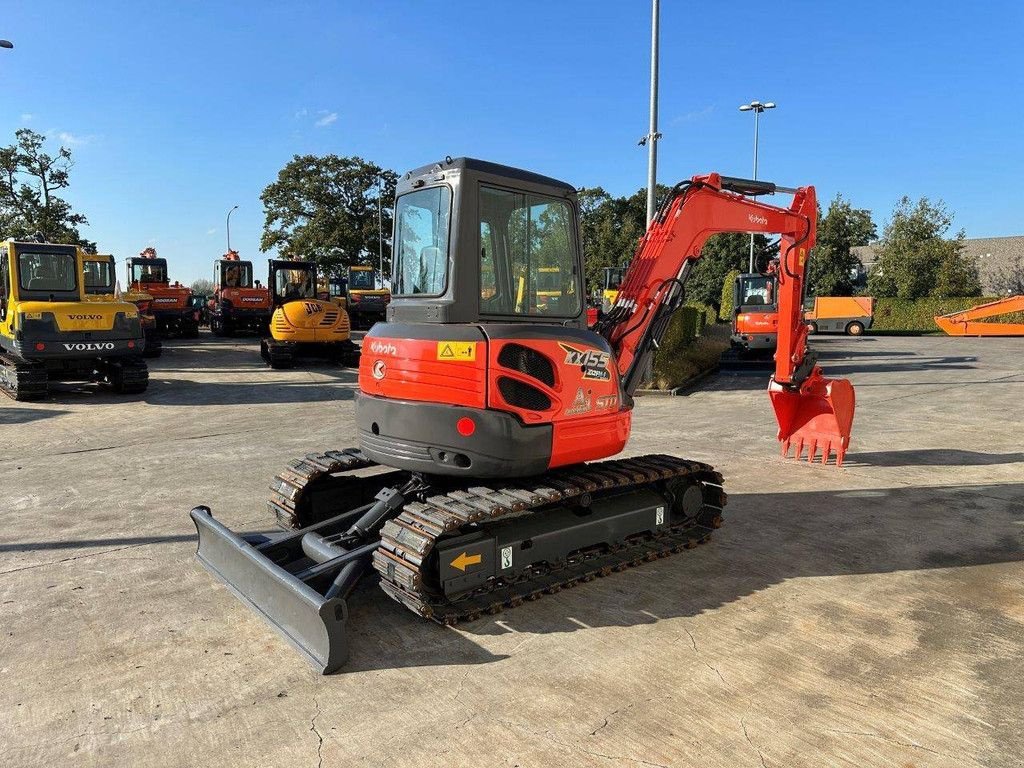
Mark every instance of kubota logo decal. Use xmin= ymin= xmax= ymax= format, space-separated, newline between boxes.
xmin=68 ymin=314 xmax=102 ymax=321
xmin=748 ymin=214 xmax=768 ymax=226
xmin=370 ymin=341 xmax=397 ymax=356
xmin=559 ymin=342 xmax=611 ymax=381
xmin=63 ymin=342 xmax=116 ymax=351
xmin=303 ymin=302 xmax=322 ymax=316
xmin=371 ymin=360 xmax=386 ymax=380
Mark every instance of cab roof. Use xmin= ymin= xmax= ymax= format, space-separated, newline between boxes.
xmin=402 ymin=157 xmax=576 ymax=194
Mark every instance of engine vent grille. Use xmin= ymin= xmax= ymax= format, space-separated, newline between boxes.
xmin=497 ymin=344 xmax=555 ymax=387
xmin=497 ymin=376 xmax=552 ymax=412
xmin=320 ymin=310 xmax=341 ymax=327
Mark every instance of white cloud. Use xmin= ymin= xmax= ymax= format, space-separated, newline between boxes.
xmin=20 ymin=113 xmax=33 ymax=122
xmin=315 ymin=111 xmax=338 ymax=128
xmin=671 ymin=105 xmax=715 ymax=125
xmin=206 ymin=228 xmax=217 ymax=236
xmin=294 ymin=108 xmax=308 ymax=119
xmin=56 ymin=131 xmax=93 ymax=146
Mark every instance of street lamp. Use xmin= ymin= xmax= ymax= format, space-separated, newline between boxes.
xmin=225 ymin=205 xmax=238 ymax=252
xmin=376 ymin=175 xmax=385 ymax=287
xmin=638 ymin=0 xmax=661 ymax=225
xmin=739 ymin=100 xmax=776 ymax=272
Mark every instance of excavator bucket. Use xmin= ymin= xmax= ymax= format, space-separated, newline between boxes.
xmin=769 ymin=370 xmax=855 ymax=466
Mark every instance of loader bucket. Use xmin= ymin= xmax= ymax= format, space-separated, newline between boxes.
xmin=769 ymin=370 xmax=855 ymax=466
xmin=191 ymin=506 xmax=369 ymax=674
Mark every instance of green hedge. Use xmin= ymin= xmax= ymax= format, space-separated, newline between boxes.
xmin=719 ymin=269 xmax=741 ymax=321
xmin=873 ymin=297 xmax=1024 ymax=332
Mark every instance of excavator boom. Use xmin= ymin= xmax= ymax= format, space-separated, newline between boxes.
xmin=597 ymin=173 xmax=855 ymax=465
xmin=934 ymin=296 xmax=1024 ymax=336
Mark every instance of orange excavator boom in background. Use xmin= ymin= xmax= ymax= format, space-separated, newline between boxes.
xmin=934 ymin=296 xmax=1024 ymax=336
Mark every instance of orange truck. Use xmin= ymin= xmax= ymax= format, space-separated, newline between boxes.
xmin=804 ymin=296 xmax=874 ymax=336
xmin=126 ymin=248 xmax=199 ymax=338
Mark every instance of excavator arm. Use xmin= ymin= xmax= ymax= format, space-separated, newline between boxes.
xmin=596 ymin=173 xmax=856 ymax=465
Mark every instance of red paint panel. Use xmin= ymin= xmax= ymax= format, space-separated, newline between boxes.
xmin=487 ymin=338 xmax=622 ymax=427
xmin=359 ymin=336 xmax=487 ymax=408
xmin=549 ymin=410 xmax=631 ymax=468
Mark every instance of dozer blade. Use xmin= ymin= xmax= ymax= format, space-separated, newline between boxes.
xmin=191 ymin=506 xmax=372 ymax=674
xmin=769 ymin=369 xmax=855 ymax=466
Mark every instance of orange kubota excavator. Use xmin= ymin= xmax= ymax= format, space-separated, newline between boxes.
xmin=191 ymin=158 xmax=856 ymax=673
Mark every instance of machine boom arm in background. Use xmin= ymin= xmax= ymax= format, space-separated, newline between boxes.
xmin=596 ymin=173 xmax=856 ymax=465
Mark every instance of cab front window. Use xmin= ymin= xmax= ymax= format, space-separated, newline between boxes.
xmin=348 ymin=268 xmax=375 ymax=290
xmin=275 ymin=266 xmax=315 ymax=301
xmin=132 ymin=261 xmax=168 ymax=283
xmin=84 ymin=260 xmax=114 ymax=292
xmin=394 ymin=186 xmax=451 ymax=296
xmin=18 ymin=250 xmax=78 ymax=293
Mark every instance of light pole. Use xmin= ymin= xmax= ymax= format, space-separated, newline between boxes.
xmin=739 ymin=100 xmax=775 ymax=272
xmin=638 ymin=0 xmax=661 ymax=225
xmin=376 ymin=175 xmax=384 ymax=287
xmin=225 ymin=205 xmax=238 ymax=252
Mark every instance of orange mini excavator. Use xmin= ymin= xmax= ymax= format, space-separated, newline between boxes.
xmin=191 ymin=158 xmax=856 ymax=672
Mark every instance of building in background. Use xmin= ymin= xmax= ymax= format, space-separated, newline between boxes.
xmin=852 ymin=235 xmax=1024 ymax=294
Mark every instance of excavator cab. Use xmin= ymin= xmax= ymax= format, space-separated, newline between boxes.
xmin=728 ymin=270 xmax=779 ymax=357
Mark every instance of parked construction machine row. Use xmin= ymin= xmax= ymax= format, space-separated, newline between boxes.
xmin=128 ymin=248 xmax=199 ymax=338
xmin=1 ymin=239 xmax=148 ymax=400
xmin=82 ymin=252 xmax=162 ymax=358
xmin=191 ymin=158 xmax=856 ymax=673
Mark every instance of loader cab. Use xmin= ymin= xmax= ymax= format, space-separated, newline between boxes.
xmin=389 ymin=157 xmax=585 ymax=326
xmin=128 ymin=257 xmax=169 ymax=285
xmin=268 ymin=259 xmax=318 ymax=307
xmin=83 ymin=254 xmax=116 ymax=296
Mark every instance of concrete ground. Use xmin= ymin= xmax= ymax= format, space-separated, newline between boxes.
xmin=1 ymin=332 xmax=1022 ymax=767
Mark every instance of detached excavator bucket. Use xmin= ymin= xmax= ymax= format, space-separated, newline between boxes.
xmin=769 ymin=369 xmax=855 ymax=466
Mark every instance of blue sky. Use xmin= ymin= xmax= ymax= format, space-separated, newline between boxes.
xmin=3 ymin=1 xmax=1021 ymax=284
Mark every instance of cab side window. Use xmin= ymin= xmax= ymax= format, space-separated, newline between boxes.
xmin=0 ymin=249 xmax=9 ymax=320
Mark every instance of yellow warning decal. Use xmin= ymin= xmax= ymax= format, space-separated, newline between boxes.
xmin=450 ymin=552 xmax=482 ymax=572
xmin=798 ymin=248 xmax=807 ymax=268
xmin=436 ymin=341 xmax=477 ymax=361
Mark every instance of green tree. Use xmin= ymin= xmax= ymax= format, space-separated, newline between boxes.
xmin=260 ymin=155 xmax=398 ymax=278
xmin=191 ymin=278 xmax=214 ymax=295
xmin=807 ymin=194 xmax=875 ymax=297
xmin=577 ymin=185 xmax=664 ymax=294
xmin=0 ymin=129 xmax=94 ymax=249
xmin=867 ymin=197 xmax=979 ymax=298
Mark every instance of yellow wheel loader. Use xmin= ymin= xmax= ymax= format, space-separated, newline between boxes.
xmin=260 ymin=259 xmax=358 ymax=369
xmin=82 ymin=252 xmax=162 ymax=358
xmin=0 ymin=240 xmax=148 ymax=400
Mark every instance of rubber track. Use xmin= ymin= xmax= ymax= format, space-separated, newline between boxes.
xmin=267 ymin=448 xmax=376 ymax=528
xmin=372 ymin=454 xmax=726 ymax=624
xmin=0 ymin=352 xmax=48 ymax=401
xmin=110 ymin=358 xmax=149 ymax=393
